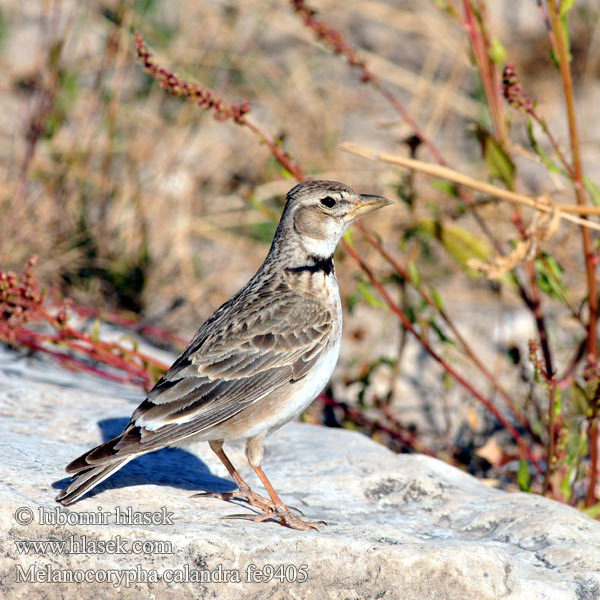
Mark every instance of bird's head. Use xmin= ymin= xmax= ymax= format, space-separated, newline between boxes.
xmin=277 ymin=180 xmax=392 ymax=259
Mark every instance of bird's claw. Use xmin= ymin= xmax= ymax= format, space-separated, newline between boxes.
xmin=193 ymin=489 xmax=322 ymax=531
xmin=221 ymin=508 xmax=322 ymax=531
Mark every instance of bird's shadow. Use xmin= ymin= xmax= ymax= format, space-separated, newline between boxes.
xmin=53 ymin=418 xmax=236 ymax=501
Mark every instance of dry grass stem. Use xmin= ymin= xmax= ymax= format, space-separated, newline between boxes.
xmin=340 ymin=142 xmax=600 ymax=231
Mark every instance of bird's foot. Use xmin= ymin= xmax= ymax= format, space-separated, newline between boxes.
xmin=193 ymin=487 xmax=322 ymax=530
xmin=224 ymin=506 xmax=326 ymax=531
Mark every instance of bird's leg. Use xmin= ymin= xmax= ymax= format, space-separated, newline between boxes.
xmin=248 ymin=463 xmax=324 ymax=531
xmin=245 ymin=437 xmax=324 ymax=531
xmin=192 ymin=440 xmax=274 ymax=514
xmin=195 ymin=439 xmax=323 ymax=530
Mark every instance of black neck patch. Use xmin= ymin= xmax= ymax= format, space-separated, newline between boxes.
xmin=287 ymin=255 xmax=334 ymax=276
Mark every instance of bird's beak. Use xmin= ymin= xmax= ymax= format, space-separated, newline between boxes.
xmin=348 ymin=193 xmax=393 ymax=221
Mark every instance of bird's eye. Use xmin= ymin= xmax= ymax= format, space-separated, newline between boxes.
xmin=320 ymin=196 xmax=336 ymax=208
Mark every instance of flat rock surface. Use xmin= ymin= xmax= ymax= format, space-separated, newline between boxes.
xmin=1 ymin=347 xmax=600 ymax=600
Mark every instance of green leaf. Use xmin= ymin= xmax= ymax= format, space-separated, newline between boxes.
xmin=526 ymin=119 xmax=567 ymax=177
xmin=430 ymin=288 xmax=445 ymax=312
xmin=479 ymin=127 xmax=516 ymax=189
xmin=582 ymin=502 xmax=600 ymax=519
xmin=356 ymin=281 xmax=387 ymax=309
xmin=429 ymin=318 xmax=454 ymax=345
xmin=564 ymin=425 xmax=587 ymax=463
xmin=517 ymin=458 xmax=531 ymax=492
xmin=407 ymin=261 xmax=421 ymax=287
xmin=148 ymin=363 xmax=167 ymax=384
xmin=584 ymin=176 xmax=600 ymax=206
xmin=91 ymin=319 xmax=100 ymax=343
xmin=544 ymin=254 xmax=564 ymax=280
xmin=571 ymin=382 xmax=591 ymax=417
xmin=48 ymin=39 xmax=64 ymax=70
xmin=559 ymin=0 xmax=575 ymax=18
xmin=535 ymin=255 xmax=568 ymax=302
xmin=559 ymin=17 xmax=573 ymax=63
xmin=489 ymin=38 xmax=507 ymax=64
xmin=554 ymin=389 xmax=562 ymax=418
xmin=418 ymin=219 xmax=495 ymax=279
xmin=431 ymin=179 xmax=460 ymax=198
xmin=42 ymin=71 xmax=80 ymax=140
xmin=560 ymin=468 xmax=573 ymax=502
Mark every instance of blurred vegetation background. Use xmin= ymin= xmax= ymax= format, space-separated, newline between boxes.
xmin=2 ymin=0 xmax=600 ymax=511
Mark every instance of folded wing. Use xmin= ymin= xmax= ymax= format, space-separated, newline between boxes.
xmin=68 ymin=286 xmax=332 ymax=471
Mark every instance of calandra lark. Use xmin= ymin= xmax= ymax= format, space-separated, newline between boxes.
xmin=57 ymin=180 xmax=392 ymax=530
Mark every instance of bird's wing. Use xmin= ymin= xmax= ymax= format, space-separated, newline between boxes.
xmin=93 ymin=288 xmax=333 ymax=459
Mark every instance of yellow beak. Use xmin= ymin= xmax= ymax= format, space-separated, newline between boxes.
xmin=348 ymin=193 xmax=393 ymax=220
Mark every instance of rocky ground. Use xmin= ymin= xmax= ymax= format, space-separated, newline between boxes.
xmin=1 ymin=344 xmax=599 ymax=600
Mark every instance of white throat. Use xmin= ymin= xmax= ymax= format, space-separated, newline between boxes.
xmin=299 ymin=235 xmax=338 ymax=258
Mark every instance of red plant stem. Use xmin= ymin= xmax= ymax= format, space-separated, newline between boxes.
xmin=342 ymin=240 xmax=543 ymax=473
xmin=542 ymin=379 xmax=557 ymax=495
xmin=6 ymin=291 xmax=170 ymax=389
xmin=523 ymin=260 xmax=554 ymax=378
xmin=547 ymin=0 xmax=598 ymax=367
xmin=357 ymin=222 xmax=534 ymax=435
xmin=370 ymin=81 xmax=447 ymax=165
xmin=51 ymin=330 xmax=159 ymax=378
xmin=462 ymin=0 xmax=507 ymax=146
xmin=70 ymin=304 xmax=188 ymax=348
xmin=474 ymin=0 xmax=508 ymax=144
xmin=240 ymin=119 xmax=306 ymax=181
xmin=16 ymin=333 xmax=149 ymax=386
xmin=58 ymin=339 xmax=153 ymax=378
xmin=36 ymin=306 xmax=169 ymax=371
xmin=17 ymin=329 xmax=154 ymax=385
xmin=547 ymin=0 xmax=598 ymax=505
xmin=63 ymin=329 xmax=167 ymax=371
xmin=314 ymin=0 xmax=575 ymax=393
xmin=536 ymin=0 xmax=560 ymax=59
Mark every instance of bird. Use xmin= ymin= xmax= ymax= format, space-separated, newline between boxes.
xmin=56 ymin=180 xmax=392 ymax=530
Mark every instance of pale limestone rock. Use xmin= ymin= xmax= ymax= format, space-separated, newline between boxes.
xmin=1 ymin=347 xmax=599 ymax=600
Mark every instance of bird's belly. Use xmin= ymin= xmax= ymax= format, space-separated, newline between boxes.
xmin=205 ymin=337 xmax=341 ymax=441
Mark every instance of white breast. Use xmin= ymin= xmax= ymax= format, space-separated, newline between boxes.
xmin=239 ymin=334 xmax=342 ymax=440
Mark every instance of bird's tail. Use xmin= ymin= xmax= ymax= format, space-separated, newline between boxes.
xmin=56 ymin=433 xmax=138 ymax=505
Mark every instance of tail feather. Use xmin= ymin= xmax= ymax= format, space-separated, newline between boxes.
xmin=58 ymin=424 xmax=151 ymax=504
xmin=65 ymin=427 xmax=142 ymax=474
xmin=56 ymin=456 xmax=134 ymax=505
